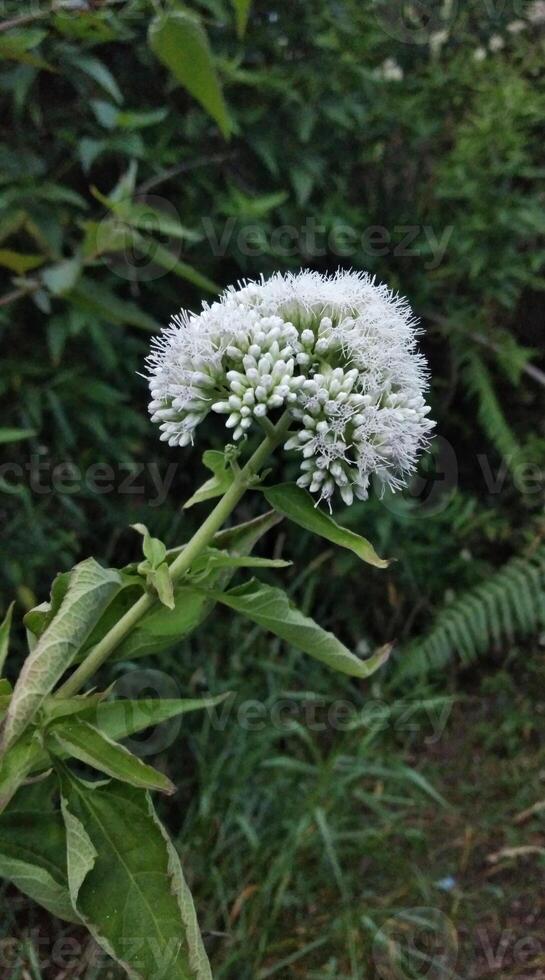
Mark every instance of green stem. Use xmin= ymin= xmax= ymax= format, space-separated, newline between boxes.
xmin=56 ymin=412 xmax=291 ymax=698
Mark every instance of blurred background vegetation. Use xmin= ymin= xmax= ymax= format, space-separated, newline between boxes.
xmin=1 ymin=0 xmax=545 ymax=976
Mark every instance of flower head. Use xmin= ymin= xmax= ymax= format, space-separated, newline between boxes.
xmin=147 ymin=270 xmax=435 ymax=506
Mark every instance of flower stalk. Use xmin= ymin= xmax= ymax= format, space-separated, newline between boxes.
xmin=56 ymin=411 xmax=291 ymax=698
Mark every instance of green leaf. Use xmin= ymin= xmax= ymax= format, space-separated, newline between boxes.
xmin=42 ymin=255 xmax=82 ymax=296
xmin=131 ymin=522 xmax=167 ymax=569
xmin=71 ymin=53 xmax=123 ymax=103
xmin=48 ymin=719 xmax=175 ymax=794
xmin=190 ymin=549 xmax=291 ymax=575
xmin=148 ymin=9 xmax=231 ymax=138
xmin=212 ymin=579 xmax=392 ymax=679
xmin=0 ymin=809 xmax=79 ymax=923
xmin=69 ymin=275 xmax=161 ymax=331
xmin=184 ymin=450 xmax=235 ymax=509
xmin=0 ymin=248 xmax=45 ymax=274
xmin=231 ymin=0 xmax=252 ymax=37
xmin=0 ymin=602 xmax=14 ymax=675
xmin=0 ymin=427 xmax=36 ymax=445
xmin=262 ymin=484 xmax=390 ymax=569
xmin=23 ymin=571 xmax=72 ymax=642
xmin=40 ymin=690 xmax=110 ymax=725
xmin=111 ymin=584 xmax=213 ymax=662
xmin=131 ymin=231 xmax=219 ymax=292
xmin=150 ymin=562 xmax=176 ymax=610
xmin=60 ymin=772 xmax=212 ymax=979
xmin=0 ymin=733 xmax=48 ymax=814
xmin=117 ymin=694 xmax=227 ymax=740
xmin=113 ymin=511 xmax=283 ymax=662
xmin=84 ymin=693 xmax=231 ymax=743
xmin=210 ymin=509 xmax=283 ymax=555
xmin=1 ymin=559 xmax=122 ymax=755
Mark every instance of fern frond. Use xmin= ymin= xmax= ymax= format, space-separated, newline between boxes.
xmin=462 ymin=351 xmax=520 ymax=468
xmin=395 ymin=545 xmax=545 ymax=681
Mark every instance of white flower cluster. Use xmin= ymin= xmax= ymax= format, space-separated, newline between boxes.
xmin=147 ymin=270 xmax=435 ymax=506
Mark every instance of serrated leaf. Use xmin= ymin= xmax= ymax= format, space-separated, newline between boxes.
xmin=263 ymin=484 xmax=390 ymax=568
xmin=48 ymin=719 xmax=175 ymax=794
xmin=0 ymin=808 xmax=79 ymax=923
xmin=60 ymin=772 xmax=212 ymax=979
xmin=184 ymin=450 xmax=235 ymax=509
xmin=212 ymin=579 xmax=392 ymax=679
xmin=1 ymin=560 xmax=122 ymax=755
xmin=148 ymin=9 xmax=231 ymax=138
xmin=0 ymin=602 xmax=14 ymax=675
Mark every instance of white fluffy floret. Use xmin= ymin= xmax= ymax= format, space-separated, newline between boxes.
xmin=147 ymin=270 xmax=435 ymax=506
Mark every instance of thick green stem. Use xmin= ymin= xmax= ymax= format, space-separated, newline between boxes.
xmin=56 ymin=413 xmax=291 ymax=698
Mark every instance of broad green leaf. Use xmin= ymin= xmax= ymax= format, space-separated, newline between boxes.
xmin=263 ymin=484 xmax=390 ymax=568
xmin=0 ymin=602 xmax=14 ymax=675
xmin=149 ymin=10 xmax=231 ymax=138
xmin=231 ymin=0 xmax=252 ymax=37
xmin=60 ymin=772 xmax=212 ymax=979
xmin=212 ymin=579 xmax=392 ymax=679
xmin=0 ymin=809 xmax=79 ymax=923
xmin=0 ymin=248 xmax=45 ymax=274
xmin=0 ymin=733 xmax=48 ymax=813
xmin=1 ymin=560 xmax=122 ymax=755
xmin=0 ymin=427 xmax=36 ymax=445
xmin=77 ymin=579 xmax=145 ymax=660
xmin=48 ymin=719 xmax=175 ymax=794
xmin=184 ymin=450 xmax=235 ymax=509
xmin=111 ymin=584 xmax=212 ymax=662
xmin=42 ymin=255 xmax=82 ymax=296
